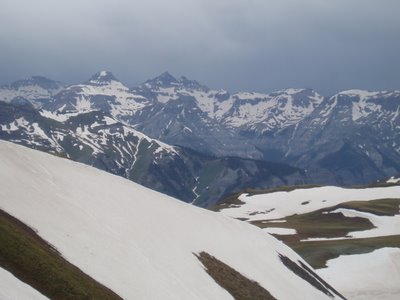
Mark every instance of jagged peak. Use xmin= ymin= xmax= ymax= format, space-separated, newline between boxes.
xmin=143 ymin=72 xmax=208 ymax=91
xmin=87 ymin=71 xmax=119 ymax=85
xmin=145 ymin=71 xmax=178 ymax=86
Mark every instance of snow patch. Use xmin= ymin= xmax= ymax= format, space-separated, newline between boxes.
xmin=220 ymin=186 xmax=400 ymax=222
xmin=317 ymin=248 xmax=400 ymax=300
xmin=387 ymin=177 xmax=400 ymax=184
xmin=328 ymin=208 xmax=400 ymax=239
xmin=263 ymin=227 xmax=297 ymax=235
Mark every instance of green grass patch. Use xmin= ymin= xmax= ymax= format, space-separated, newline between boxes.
xmin=244 ymin=184 xmax=322 ymax=196
xmin=246 ymin=199 xmax=400 ymax=270
xmin=211 ymin=191 xmax=245 ymax=212
xmin=251 ymin=199 xmax=400 ymax=240
xmin=252 ymin=210 xmax=374 ymax=240
xmin=0 ymin=209 xmax=122 ymax=300
xmin=195 ymin=251 xmax=277 ymax=300
xmin=334 ymin=198 xmax=400 ymax=216
xmin=291 ymin=235 xmax=400 ymax=269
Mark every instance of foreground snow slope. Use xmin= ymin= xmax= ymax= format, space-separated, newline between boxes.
xmin=0 ymin=141 xmax=341 ymax=300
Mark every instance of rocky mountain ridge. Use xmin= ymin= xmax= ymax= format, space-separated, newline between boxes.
xmin=0 ymin=98 xmax=306 ymax=207
xmin=1 ymin=71 xmax=399 ymax=191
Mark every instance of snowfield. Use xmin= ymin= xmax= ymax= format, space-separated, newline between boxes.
xmin=0 ymin=141 xmax=341 ymax=300
xmin=317 ymin=248 xmax=400 ymax=300
xmin=221 ymin=186 xmax=400 ymax=222
xmin=325 ymin=208 xmax=400 ymax=239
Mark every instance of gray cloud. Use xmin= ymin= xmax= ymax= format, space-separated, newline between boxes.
xmin=0 ymin=0 xmax=399 ymax=95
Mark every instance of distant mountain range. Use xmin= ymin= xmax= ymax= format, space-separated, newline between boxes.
xmin=0 ymin=71 xmax=399 ymax=205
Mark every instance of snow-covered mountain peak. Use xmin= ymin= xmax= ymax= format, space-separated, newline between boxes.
xmin=142 ymin=72 xmax=208 ymax=92
xmin=87 ymin=71 xmax=119 ymax=86
xmin=41 ymin=73 xmax=148 ymax=119
xmin=145 ymin=71 xmax=178 ymax=87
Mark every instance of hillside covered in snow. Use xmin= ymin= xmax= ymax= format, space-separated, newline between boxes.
xmin=0 ymin=141 xmax=345 ymax=299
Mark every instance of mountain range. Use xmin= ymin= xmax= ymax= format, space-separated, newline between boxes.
xmin=0 ymin=71 xmax=399 ymax=206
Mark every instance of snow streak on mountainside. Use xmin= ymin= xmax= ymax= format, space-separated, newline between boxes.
xmin=0 ymin=141 xmax=344 ymax=300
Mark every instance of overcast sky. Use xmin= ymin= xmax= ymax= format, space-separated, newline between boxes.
xmin=1 ymin=0 xmax=399 ymax=95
